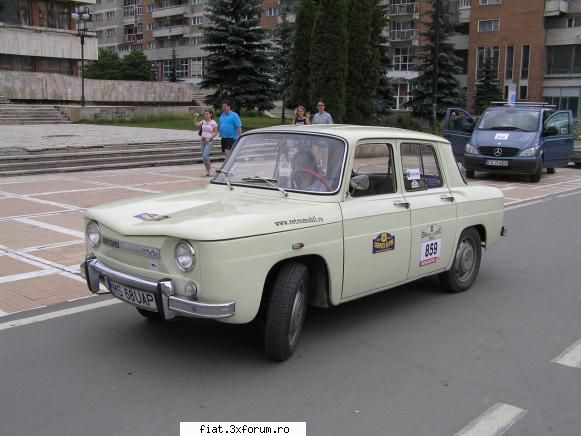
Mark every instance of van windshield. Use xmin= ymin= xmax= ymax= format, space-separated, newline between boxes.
xmin=477 ymin=109 xmax=540 ymax=132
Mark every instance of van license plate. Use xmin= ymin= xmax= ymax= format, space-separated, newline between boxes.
xmin=108 ymin=279 xmax=158 ymax=311
xmin=485 ymin=159 xmax=509 ymax=167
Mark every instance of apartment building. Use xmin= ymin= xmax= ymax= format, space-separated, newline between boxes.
xmin=0 ymin=0 xmax=98 ymax=76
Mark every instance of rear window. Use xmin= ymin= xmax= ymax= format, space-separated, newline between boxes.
xmin=477 ymin=109 xmax=540 ymax=132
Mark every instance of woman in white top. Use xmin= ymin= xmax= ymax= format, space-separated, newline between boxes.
xmin=194 ymin=109 xmax=219 ymax=176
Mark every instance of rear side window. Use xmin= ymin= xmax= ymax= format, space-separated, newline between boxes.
xmin=400 ymin=143 xmax=443 ymax=191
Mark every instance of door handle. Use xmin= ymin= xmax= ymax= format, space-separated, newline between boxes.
xmin=440 ymin=195 xmax=455 ymax=202
xmin=393 ymin=200 xmax=410 ymax=209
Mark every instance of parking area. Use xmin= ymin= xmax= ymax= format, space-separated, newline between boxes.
xmin=1 ymin=163 xmax=580 ymax=316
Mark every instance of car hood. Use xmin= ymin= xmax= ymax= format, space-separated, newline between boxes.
xmin=473 ymin=130 xmax=537 ymax=149
xmin=86 ymin=187 xmax=342 ymax=241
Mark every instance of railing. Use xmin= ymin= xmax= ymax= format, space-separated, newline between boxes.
xmin=458 ymin=0 xmax=471 ymax=8
xmin=389 ymin=3 xmax=419 ymax=16
xmin=390 ymin=29 xmax=417 ymax=41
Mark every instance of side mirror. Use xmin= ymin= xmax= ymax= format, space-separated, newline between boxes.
xmin=350 ymin=174 xmax=369 ymax=191
xmin=544 ymin=126 xmax=558 ymax=136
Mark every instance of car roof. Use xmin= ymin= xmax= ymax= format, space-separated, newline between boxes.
xmin=247 ymin=124 xmax=448 ymax=144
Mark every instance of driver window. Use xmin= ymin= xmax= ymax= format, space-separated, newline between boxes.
xmin=545 ymin=112 xmax=570 ymax=135
xmin=351 ymin=143 xmax=396 ymax=197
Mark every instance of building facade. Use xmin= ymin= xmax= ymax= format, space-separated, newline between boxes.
xmin=0 ymin=0 xmax=98 ymax=76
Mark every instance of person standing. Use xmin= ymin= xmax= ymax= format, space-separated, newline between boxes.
xmin=312 ymin=100 xmax=333 ymax=124
xmin=293 ymin=105 xmax=311 ymax=125
xmin=194 ymin=109 xmax=218 ymax=176
xmin=219 ymin=100 xmax=242 ymax=157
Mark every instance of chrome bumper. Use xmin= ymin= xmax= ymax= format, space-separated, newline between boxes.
xmin=81 ymin=255 xmax=235 ymax=320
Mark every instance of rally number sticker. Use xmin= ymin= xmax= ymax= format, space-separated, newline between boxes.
xmin=420 ymin=239 xmax=441 ymax=266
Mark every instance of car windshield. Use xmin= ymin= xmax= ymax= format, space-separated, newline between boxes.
xmin=212 ymin=132 xmax=347 ymax=194
xmin=477 ymin=109 xmax=540 ymax=132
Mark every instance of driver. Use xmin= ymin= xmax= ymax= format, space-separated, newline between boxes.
xmin=291 ymin=150 xmax=331 ymax=192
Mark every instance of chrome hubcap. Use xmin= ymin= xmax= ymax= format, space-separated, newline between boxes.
xmin=455 ymin=238 xmax=475 ymax=282
xmin=288 ymin=282 xmax=305 ymax=346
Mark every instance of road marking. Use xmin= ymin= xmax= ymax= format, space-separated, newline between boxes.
xmin=552 ymin=339 xmax=581 ymax=368
xmin=505 ymin=199 xmax=548 ymax=211
xmin=0 ymin=299 xmax=120 ymax=331
xmin=14 ymin=217 xmax=85 ymax=238
xmin=557 ymin=190 xmax=581 ymax=199
xmin=454 ymin=403 xmax=527 ymax=436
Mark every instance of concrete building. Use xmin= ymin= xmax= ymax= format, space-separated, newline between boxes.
xmin=0 ymin=0 xmax=98 ymax=76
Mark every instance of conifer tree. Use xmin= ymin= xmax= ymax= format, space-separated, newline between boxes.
xmin=474 ymin=56 xmax=502 ymax=114
xmin=373 ymin=0 xmax=395 ymax=116
xmin=272 ymin=1 xmax=295 ymax=120
xmin=84 ymin=48 xmax=122 ymax=80
xmin=309 ymin=0 xmax=349 ymax=122
xmin=201 ymin=0 xmax=275 ymax=111
xmin=288 ymin=0 xmax=316 ymax=111
xmin=408 ymin=0 xmax=463 ymax=123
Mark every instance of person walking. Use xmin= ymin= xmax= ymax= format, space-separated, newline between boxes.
xmin=219 ymin=100 xmax=242 ymax=157
xmin=312 ymin=101 xmax=333 ymax=124
xmin=293 ymin=105 xmax=311 ymax=125
xmin=194 ymin=109 xmax=218 ymax=176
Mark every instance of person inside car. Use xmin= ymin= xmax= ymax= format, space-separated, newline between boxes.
xmin=291 ymin=149 xmax=332 ymax=192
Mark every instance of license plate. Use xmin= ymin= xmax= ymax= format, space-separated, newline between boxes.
xmin=485 ymin=159 xmax=509 ymax=167
xmin=107 ymin=279 xmax=158 ymax=311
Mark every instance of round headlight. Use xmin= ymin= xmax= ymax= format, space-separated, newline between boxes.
xmin=175 ymin=240 xmax=195 ymax=272
xmin=86 ymin=221 xmax=101 ymax=247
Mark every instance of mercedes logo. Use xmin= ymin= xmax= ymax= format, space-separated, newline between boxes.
xmin=493 ymin=147 xmax=503 ymax=157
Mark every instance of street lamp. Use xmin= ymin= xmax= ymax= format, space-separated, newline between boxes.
xmin=71 ymin=7 xmax=91 ymax=107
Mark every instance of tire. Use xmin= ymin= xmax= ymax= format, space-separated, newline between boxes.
xmin=439 ymin=228 xmax=482 ymax=293
xmin=136 ymin=307 xmax=162 ymax=320
xmin=264 ymin=262 xmax=309 ymax=361
xmin=465 ymin=169 xmax=475 ymax=179
xmin=547 ymin=167 xmax=556 ymax=175
xmin=529 ymin=163 xmax=542 ymax=183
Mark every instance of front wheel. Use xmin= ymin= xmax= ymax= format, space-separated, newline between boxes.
xmin=439 ymin=228 xmax=482 ymax=293
xmin=530 ymin=163 xmax=542 ymax=182
xmin=264 ymin=262 xmax=309 ymax=361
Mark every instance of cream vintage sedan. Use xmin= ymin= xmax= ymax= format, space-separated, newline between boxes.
xmin=81 ymin=125 xmax=505 ymax=361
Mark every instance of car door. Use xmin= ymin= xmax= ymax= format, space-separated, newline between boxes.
xmin=443 ymin=108 xmax=476 ymax=162
xmin=341 ymin=142 xmax=411 ymax=299
xmin=400 ymin=142 xmax=457 ymax=280
xmin=542 ymin=111 xmax=575 ymax=168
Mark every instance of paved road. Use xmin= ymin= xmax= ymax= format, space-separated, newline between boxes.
xmin=0 ymin=187 xmax=580 ymax=436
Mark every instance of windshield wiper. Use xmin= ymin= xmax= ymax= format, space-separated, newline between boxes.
xmin=242 ymin=176 xmax=288 ymax=197
xmin=486 ymin=126 xmax=526 ymax=131
xmin=215 ymin=169 xmax=234 ymax=191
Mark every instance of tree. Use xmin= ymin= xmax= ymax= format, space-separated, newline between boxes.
xmin=119 ymin=50 xmax=155 ymax=81
xmin=408 ymin=0 xmax=464 ymax=124
xmin=84 ymin=48 xmax=122 ymax=80
xmin=201 ymin=0 xmax=275 ymax=112
xmin=272 ymin=1 xmax=295 ymax=120
xmin=168 ymin=48 xmax=178 ymax=82
xmin=373 ymin=0 xmax=394 ymax=116
xmin=309 ymin=0 xmax=349 ymax=123
xmin=474 ymin=56 xmax=502 ymax=114
xmin=288 ymin=0 xmax=315 ymax=111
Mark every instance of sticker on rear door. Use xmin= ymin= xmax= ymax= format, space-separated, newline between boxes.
xmin=420 ymin=224 xmax=442 ymax=266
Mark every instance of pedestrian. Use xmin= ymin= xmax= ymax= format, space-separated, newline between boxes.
xmin=312 ymin=100 xmax=334 ymax=124
xmin=293 ymin=105 xmax=311 ymax=125
xmin=194 ymin=109 xmax=218 ymax=176
xmin=219 ymin=100 xmax=242 ymax=157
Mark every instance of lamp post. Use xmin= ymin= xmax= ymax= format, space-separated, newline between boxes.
xmin=71 ymin=7 xmax=91 ymax=107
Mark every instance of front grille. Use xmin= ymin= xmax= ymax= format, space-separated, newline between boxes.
xmin=479 ymin=147 xmax=520 ymax=157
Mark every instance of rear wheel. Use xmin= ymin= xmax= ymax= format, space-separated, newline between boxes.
xmin=530 ymin=163 xmax=542 ymax=183
xmin=547 ymin=167 xmax=556 ymax=175
xmin=439 ymin=228 xmax=482 ymax=293
xmin=136 ymin=307 xmax=161 ymax=320
xmin=465 ymin=169 xmax=475 ymax=179
xmin=264 ymin=262 xmax=309 ymax=361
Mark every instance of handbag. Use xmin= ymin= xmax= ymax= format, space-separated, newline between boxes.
xmin=198 ymin=121 xmax=203 ymax=136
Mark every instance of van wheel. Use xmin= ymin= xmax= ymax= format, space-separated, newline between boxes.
xmin=264 ymin=262 xmax=309 ymax=361
xmin=439 ymin=228 xmax=481 ymax=293
xmin=530 ymin=163 xmax=542 ymax=183
xmin=136 ymin=307 xmax=161 ymax=320
xmin=465 ymin=169 xmax=475 ymax=178
xmin=547 ymin=167 xmax=556 ymax=175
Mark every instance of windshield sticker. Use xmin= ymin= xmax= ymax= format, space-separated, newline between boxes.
xmin=406 ymin=168 xmax=421 ymax=180
xmin=134 ymin=213 xmax=170 ymax=221
xmin=420 ymin=224 xmax=442 ymax=266
xmin=274 ymin=216 xmax=324 ymax=227
xmin=373 ymin=232 xmax=395 ymax=254
xmin=494 ymin=133 xmax=509 ymax=140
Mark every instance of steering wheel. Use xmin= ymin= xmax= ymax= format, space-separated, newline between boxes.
xmin=294 ymin=168 xmax=332 ymax=191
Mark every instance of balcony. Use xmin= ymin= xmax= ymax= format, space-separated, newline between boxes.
xmin=545 ymin=0 xmax=569 ymax=16
xmin=546 ymin=26 xmax=581 ymax=46
xmin=152 ymin=5 xmax=189 ymax=19
xmin=457 ymin=0 xmax=471 ymax=24
xmin=390 ymin=29 xmax=418 ymax=44
xmin=388 ymin=3 xmax=419 ymax=18
xmin=152 ymin=25 xmax=189 ymax=38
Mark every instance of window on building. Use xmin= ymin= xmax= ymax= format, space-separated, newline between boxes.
xmin=476 ymin=46 xmax=499 ymax=79
xmin=191 ymin=0 xmax=203 ymax=4
xmin=41 ymin=58 xmax=72 ymax=75
xmin=478 ymin=19 xmax=500 ymax=32
xmin=567 ymin=18 xmax=581 ymax=28
xmin=147 ymin=4 xmax=154 ymax=12
xmin=505 ymin=45 xmax=514 ymax=80
xmin=148 ymin=41 xmax=156 ymax=49
xmin=96 ymin=30 xmax=104 ymax=38
xmin=267 ymin=7 xmax=279 ymax=16
xmin=519 ymin=85 xmax=528 ymax=100
xmin=546 ymin=45 xmax=581 ymax=75
xmin=400 ymin=143 xmax=443 ymax=191
xmin=106 ymin=11 xmax=116 ymax=20
xmin=94 ymin=13 xmax=103 ymax=22
xmin=191 ymin=35 xmax=203 ymax=45
xmin=192 ymin=16 xmax=203 ymax=25
xmin=521 ymin=44 xmax=531 ymax=79
xmin=191 ymin=57 xmax=204 ymax=77
xmin=106 ymin=28 xmax=115 ymax=37
xmin=393 ymin=47 xmax=413 ymax=71
xmin=480 ymin=0 xmax=501 ymax=4
xmin=19 ymin=0 xmax=32 ymax=25
xmin=455 ymin=49 xmax=468 ymax=74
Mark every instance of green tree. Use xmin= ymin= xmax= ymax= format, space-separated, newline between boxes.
xmin=373 ymin=0 xmax=394 ymax=116
xmin=272 ymin=1 xmax=295 ymax=120
xmin=169 ymin=48 xmax=178 ymax=82
xmin=288 ymin=0 xmax=315 ymax=111
xmin=119 ymin=50 xmax=155 ymax=81
xmin=84 ymin=48 xmax=122 ymax=80
xmin=474 ymin=56 xmax=502 ymax=114
xmin=309 ymin=0 xmax=349 ymax=122
xmin=408 ymin=0 xmax=464 ymax=124
xmin=201 ymin=0 xmax=275 ymax=111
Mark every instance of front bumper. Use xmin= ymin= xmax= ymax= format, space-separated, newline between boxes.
xmin=464 ymin=155 xmax=539 ymax=175
xmin=81 ymin=255 xmax=235 ymax=320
